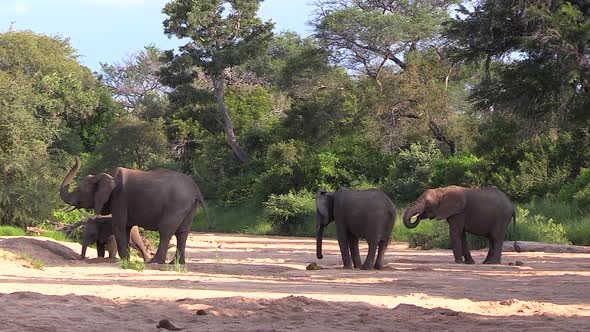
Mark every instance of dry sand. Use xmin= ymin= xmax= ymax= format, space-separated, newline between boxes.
xmin=0 ymin=233 xmax=589 ymax=331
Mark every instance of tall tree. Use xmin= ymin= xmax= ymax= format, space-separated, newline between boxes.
xmin=445 ymin=0 xmax=590 ymax=125
xmin=314 ymin=0 xmax=458 ymax=78
xmin=161 ymin=0 xmax=274 ymax=163
xmin=100 ymin=45 xmax=168 ymax=116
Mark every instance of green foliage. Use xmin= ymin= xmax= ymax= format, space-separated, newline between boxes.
xmin=405 ymin=220 xmax=488 ymax=251
xmin=17 ymin=252 xmax=45 ymax=270
xmin=432 ymin=154 xmax=485 ymax=187
xmin=50 ymin=209 xmax=93 ymax=225
xmin=165 ymin=255 xmax=188 ymax=273
xmin=40 ymin=230 xmax=68 ymax=242
xmin=91 ymin=117 xmax=169 ymax=171
xmin=120 ymin=259 xmax=145 ymax=272
xmin=559 ymin=168 xmax=590 ymax=211
xmin=508 ymin=207 xmax=570 ymax=244
xmin=191 ymin=202 xmax=269 ymax=234
xmin=263 ymin=190 xmax=315 ymax=235
xmin=384 ymin=141 xmax=442 ymax=202
xmin=0 ymin=226 xmax=27 ymax=236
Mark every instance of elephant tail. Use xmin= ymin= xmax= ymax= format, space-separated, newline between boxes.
xmin=512 ymin=210 xmax=521 ymax=253
xmin=196 ymin=195 xmax=214 ymax=231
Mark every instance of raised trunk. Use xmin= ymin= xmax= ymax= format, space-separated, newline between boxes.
xmin=212 ymin=73 xmax=249 ymax=164
xmin=60 ymin=157 xmax=81 ymax=205
xmin=403 ymin=202 xmax=423 ymax=229
xmin=316 ymin=225 xmax=324 ymax=259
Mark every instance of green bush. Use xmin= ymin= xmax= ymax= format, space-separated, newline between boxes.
xmin=263 ymin=190 xmax=315 ymax=235
xmin=50 ymin=209 xmax=93 ymax=225
xmin=508 ymin=207 xmax=570 ymax=244
xmin=564 ymin=219 xmax=590 ymax=246
xmin=405 ymin=220 xmax=488 ymax=250
xmin=559 ymin=168 xmax=590 ymax=211
xmin=0 ymin=226 xmax=27 ymax=236
xmin=383 ymin=141 xmax=442 ymax=203
xmin=432 ymin=154 xmax=486 ymax=187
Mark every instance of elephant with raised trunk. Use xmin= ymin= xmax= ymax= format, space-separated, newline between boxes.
xmin=403 ymin=185 xmax=518 ymax=264
xmin=316 ymin=188 xmax=396 ymax=270
xmin=60 ymin=157 xmax=210 ymax=264
xmin=80 ymin=216 xmax=150 ymax=261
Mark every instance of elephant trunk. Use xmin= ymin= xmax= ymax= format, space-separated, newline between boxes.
xmin=60 ymin=157 xmax=81 ymax=205
xmin=316 ymin=225 xmax=324 ymax=259
xmin=403 ymin=201 xmax=423 ymax=229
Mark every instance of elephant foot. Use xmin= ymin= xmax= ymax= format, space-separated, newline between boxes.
xmin=464 ymin=258 xmax=475 ymax=264
xmin=483 ymin=260 xmax=501 ymax=265
xmin=149 ymin=257 xmax=166 ymax=264
xmin=373 ymin=263 xmax=383 ymax=270
xmin=454 ymin=259 xmax=464 ymax=264
xmin=342 ymin=265 xmax=353 ymax=270
xmin=360 ymin=263 xmax=374 ymax=270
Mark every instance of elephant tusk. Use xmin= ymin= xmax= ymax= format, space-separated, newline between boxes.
xmin=411 ymin=213 xmax=420 ymax=220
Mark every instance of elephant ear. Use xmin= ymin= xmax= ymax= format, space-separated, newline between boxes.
xmin=435 ymin=189 xmax=466 ymax=220
xmin=93 ymin=173 xmax=116 ymax=216
xmin=316 ymin=189 xmax=334 ymax=222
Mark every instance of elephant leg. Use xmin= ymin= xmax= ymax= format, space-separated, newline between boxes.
xmin=361 ymin=241 xmax=378 ymax=270
xmin=448 ymin=222 xmax=465 ymax=264
xmin=112 ymin=217 xmax=131 ymax=261
xmin=347 ymin=235 xmax=361 ymax=269
xmin=484 ymin=236 xmax=503 ymax=264
xmin=151 ymin=231 xmax=174 ymax=264
xmin=96 ymin=241 xmax=106 ymax=258
xmin=130 ymin=226 xmax=150 ymax=262
xmin=170 ymin=230 xmax=190 ymax=265
xmin=461 ymin=231 xmax=475 ymax=264
xmin=336 ymin=229 xmax=353 ymax=269
xmin=80 ymin=242 xmax=90 ymax=260
xmin=107 ymin=235 xmax=117 ymax=259
xmin=483 ymin=237 xmax=494 ymax=264
xmin=374 ymin=239 xmax=390 ymax=269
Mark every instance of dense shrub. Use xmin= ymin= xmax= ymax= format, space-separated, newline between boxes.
xmin=559 ymin=168 xmax=590 ymax=211
xmin=507 ymin=207 xmax=570 ymax=244
xmin=263 ymin=190 xmax=315 ymax=235
xmin=431 ymin=154 xmax=485 ymax=187
xmin=383 ymin=141 xmax=442 ymax=202
xmin=407 ymin=221 xmax=487 ymax=251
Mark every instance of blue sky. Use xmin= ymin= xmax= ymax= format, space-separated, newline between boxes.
xmin=0 ymin=0 xmax=315 ymax=72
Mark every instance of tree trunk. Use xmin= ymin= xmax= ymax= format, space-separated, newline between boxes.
xmin=212 ymin=72 xmax=249 ymax=164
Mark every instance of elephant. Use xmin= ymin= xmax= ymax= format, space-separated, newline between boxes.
xmin=60 ymin=157 xmax=210 ymax=264
xmin=403 ymin=185 xmax=518 ymax=264
xmin=316 ymin=188 xmax=397 ymax=270
xmin=80 ymin=216 xmax=150 ymax=261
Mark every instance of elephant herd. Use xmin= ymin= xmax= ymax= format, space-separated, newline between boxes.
xmin=61 ymin=157 xmax=518 ymax=269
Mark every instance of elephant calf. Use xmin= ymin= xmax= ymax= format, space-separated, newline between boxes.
xmin=316 ymin=188 xmax=397 ymax=270
xmin=81 ymin=216 xmax=150 ymax=261
xmin=403 ymin=185 xmax=517 ymax=264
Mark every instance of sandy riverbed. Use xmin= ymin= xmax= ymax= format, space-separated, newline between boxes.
xmin=0 ymin=233 xmax=589 ymax=331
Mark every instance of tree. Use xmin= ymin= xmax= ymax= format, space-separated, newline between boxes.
xmin=0 ymin=31 xmax=108 ymax=226
xmin=313 ymin=0 xmax=463 ymax=155
xmin=445 ymin=0 xmax=590 ymax=125
xmin=91 ymin=117 xmax=169 ymax=171
xmin=314 ymin=0 xmax=458 ymax=78
xmin=100 ymin=45 xmax=169 ymax=118
xmin=161 ymin=0 xmax=274 ymax=163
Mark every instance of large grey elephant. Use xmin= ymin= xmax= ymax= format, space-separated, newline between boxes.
xmin=60 ymin=157 xmax=209 ymax=264
xmin=316 ymin=188 xmax=396 ymax=270
xmin=80 ymin=216 xmax=150 ymax=261
xmin=403 ymin=185 xmax=518 ymax=264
